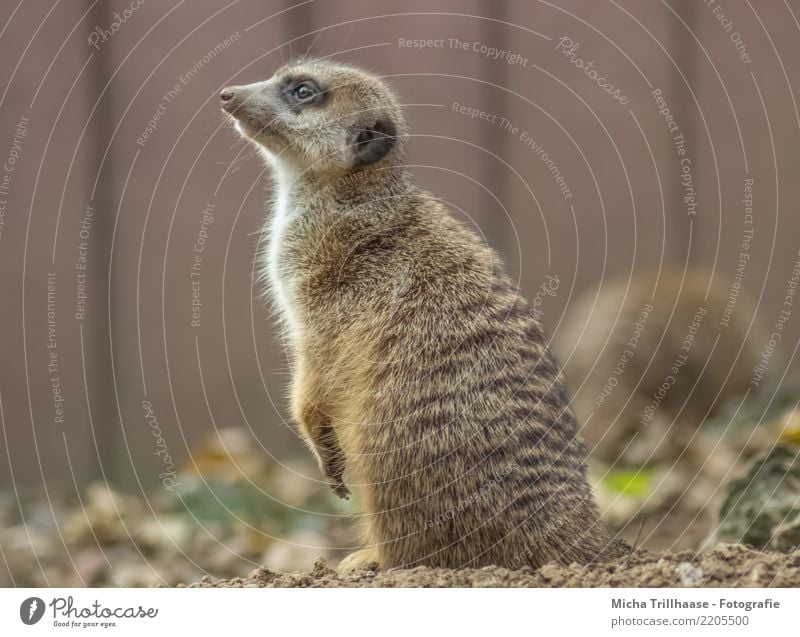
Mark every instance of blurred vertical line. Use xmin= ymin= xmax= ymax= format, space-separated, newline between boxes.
xmin=286 ymin=0 xmax=315 ymax=57
xmin=480 ymin=0 xmax=511 ymax=256
xmin=671 ymin=0 xmax=698 ymax=267
xmin=85 ymin=0 xmax=118 ymax=485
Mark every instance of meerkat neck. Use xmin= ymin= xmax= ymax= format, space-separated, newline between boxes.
xmin=271 ymin=159 xmax=413 ymax=217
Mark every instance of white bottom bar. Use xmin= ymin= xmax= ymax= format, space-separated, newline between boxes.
xmin=1 ymin=588 xmax=796 ymax=635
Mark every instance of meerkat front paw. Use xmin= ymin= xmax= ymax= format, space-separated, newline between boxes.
xmin=320 ymin=448 xmax=350 ymax=499
xmin=337 ymin=548 xmax=381 ymax=574
xmin=329 ymin=477 xmax=350 ymax=500
xmin=320 ymin=452 xmax=350 ymax=499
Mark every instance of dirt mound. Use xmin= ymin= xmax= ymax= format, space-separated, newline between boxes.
xmin=182 ymin=543 xmax=800 ymax=588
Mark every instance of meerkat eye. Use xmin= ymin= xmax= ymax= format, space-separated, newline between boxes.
xmin=292 ymin=81 xmax=317 ymax=101
xmin=280 ymin=78 xmax=326 ymax=109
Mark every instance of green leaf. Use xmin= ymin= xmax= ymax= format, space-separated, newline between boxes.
xmin=603 ymin=469 xmax=652 ymax=496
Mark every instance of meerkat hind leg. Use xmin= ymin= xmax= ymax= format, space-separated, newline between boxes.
xmin=337 ymin=547 xmax=381 ymax=574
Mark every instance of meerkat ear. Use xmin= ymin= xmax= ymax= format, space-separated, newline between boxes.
xmin=352 ymin=118 xmax=397 ymax=166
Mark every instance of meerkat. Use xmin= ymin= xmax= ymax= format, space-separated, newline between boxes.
xmin=221 ymin=59 xmax=626 ymax=572
xmin=553 ymin=269 xmax=771 ymax=467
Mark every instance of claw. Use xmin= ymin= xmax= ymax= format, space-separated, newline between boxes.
xmin=331 ymin=480 xmax=350 ymax=500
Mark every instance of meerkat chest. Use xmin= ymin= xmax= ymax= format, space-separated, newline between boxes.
xmin=265 ymin=191 xmax=303 ymax=335
xmin=263 ymin=176 xmax=361 ymax=341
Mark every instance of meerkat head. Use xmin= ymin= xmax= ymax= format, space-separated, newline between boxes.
xmin=221 ymin=59 xmax=405 ymax=177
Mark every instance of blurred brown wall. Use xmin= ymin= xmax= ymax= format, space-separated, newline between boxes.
xmin=1 ymin=0 xmax=799 ymax=494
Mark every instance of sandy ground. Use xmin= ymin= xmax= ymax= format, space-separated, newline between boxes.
xmin=183 ymin=544 xmax=800 ymax=588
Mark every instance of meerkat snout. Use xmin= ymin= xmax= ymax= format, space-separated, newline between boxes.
xmin=226 ymin=58 xmax=626 ymax=573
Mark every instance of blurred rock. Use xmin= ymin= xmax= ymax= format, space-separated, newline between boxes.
xmin=554 ymin=268 xmax=770 ymax=467
xmin=62 ymin=482 xmax=145 ymax=546
xmin=676 ymin=562 xmax=704 ymax=586
xmin=183 ymin=427 xmax=268 ymax=481
xmin=711 ymin=445 xmax=800 ymax=552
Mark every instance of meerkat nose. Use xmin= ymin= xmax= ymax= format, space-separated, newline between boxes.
xmin=220 ymin=88 xmax=237 ymax=110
